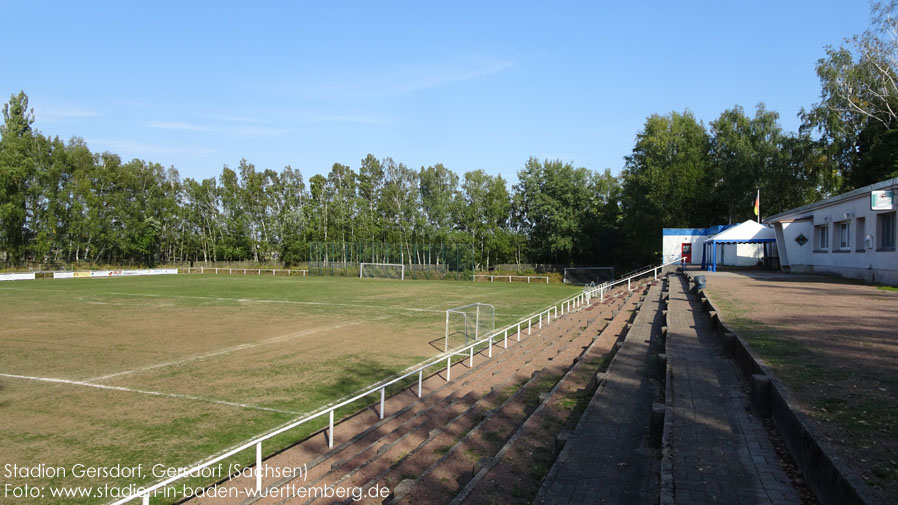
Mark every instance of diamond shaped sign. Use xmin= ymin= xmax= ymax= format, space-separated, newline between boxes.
xmin=795 ymin=233 xmax=808 ymax=246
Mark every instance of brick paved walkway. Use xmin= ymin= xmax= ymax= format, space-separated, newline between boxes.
xmin=533 ymin=282 xmax=663 ymax=505
xmin=665 ymin=274 xmax=800 ymax=505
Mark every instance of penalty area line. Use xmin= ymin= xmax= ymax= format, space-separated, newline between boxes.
xmin=0 ymin=372 xmax=301 ymax=415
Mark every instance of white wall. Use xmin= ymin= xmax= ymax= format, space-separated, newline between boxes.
xmin=775 ymin=196 xmax=897 ymax=285
xmin=662 ymin=234 xmax=706 ymax=265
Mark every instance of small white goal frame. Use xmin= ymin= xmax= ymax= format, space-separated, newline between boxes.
xmin=359 ymin=262 xmax=405 ymax=280
xmin=444 ymin=302 xmax=495 ymax=352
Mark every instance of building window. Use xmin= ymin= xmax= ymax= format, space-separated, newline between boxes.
xmin=838 ymin=221 xmax=850 ymax=250
xmin=814 ymin=224 xmax=829 ymax=251
xmin=878 ymin=212 xmax=896 ymax=250
xmin=855 ymin=217 xmax=866 ymax=251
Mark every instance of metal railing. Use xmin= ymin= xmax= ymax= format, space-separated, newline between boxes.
xmin=110 ymin=260 xmax=678 ymax=504
xmin=471 ymin=274 xmax=549 ymax=284
xmin=585 ymin=257 xmax=685 ymax=302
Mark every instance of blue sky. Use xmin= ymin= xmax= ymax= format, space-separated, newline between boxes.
xmin=1 ymin=1 xmax=872 ymax=183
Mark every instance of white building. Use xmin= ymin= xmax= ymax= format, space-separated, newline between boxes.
xmin=662 ymin=225 xmax=731 ymax=266
xmin=765 ymin=177 xmax=898 ymax=286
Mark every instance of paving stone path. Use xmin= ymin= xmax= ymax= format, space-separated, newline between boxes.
xmin=533 ymin=282 xmax=664 ymax=505
xmin=665 ymin=274 xmax=801 ymax=505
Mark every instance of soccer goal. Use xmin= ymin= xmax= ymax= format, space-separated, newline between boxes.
xmin=563 ymin=266 xmax=614 ymax=285
xmin=444 ymin=303 xmax=495 ymax=352
xmin=359 ymin=262 xmax=405 ymax=280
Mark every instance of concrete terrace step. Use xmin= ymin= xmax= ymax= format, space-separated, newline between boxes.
xmin=531 ymin=281 xmax=665 ymax=505
xmin=312 ymin=300 xmax=605 ymax=505
xmin=452 ymin=283 xmax=651 ymax=505
xmin=662 ymin=274 xmax=801 ymax=505
xmin=414 ymin=283 xmax=651 ymax=505
xmin=185 ymin=287 xmax=631 ymax=505
xmin=385 ymin=299 xmax=625 ymax=505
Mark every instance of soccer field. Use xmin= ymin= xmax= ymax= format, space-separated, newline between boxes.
xmin=0 ymin=274 xmax=578 ymax=504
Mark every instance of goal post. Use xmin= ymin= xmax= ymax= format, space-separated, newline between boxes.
xmin=359 ymin=263 xmax=405 ymax=280
xmin=563 ymin=266 xmax=614 ymax=286
xmin=444 ymin=303 xmax=495 ymax=352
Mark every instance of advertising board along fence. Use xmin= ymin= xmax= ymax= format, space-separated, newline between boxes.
xmin=183 ymin=267 xmax=309 ymax=276
xmin=52 ymin=268 xmax=179 ymax=279
xmin=471 ymin=274 xmax=549 ymax=284
xmin=0 ymin=272 xmax=36 ymax=281
xmin=109 ymin=260 xmax=674 ymax=505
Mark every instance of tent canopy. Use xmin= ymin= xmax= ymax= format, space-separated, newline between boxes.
xmin=701 ymin=220 xmax=776 ymax=271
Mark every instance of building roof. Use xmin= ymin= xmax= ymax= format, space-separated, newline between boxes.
xmin=708 ymin=220 xmax=775 ymax=243
xmin=765 ymin=176 xmax=898 ymax=223
xmin=662 ymin=225 xmax=733 ymax=236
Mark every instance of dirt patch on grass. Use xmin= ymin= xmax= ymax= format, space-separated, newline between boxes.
xmin=702 ymin=270 xmax=898 ymax=502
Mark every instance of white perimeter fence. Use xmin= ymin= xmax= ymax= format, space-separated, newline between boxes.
xmin=471 ymin=274 xmax=549 ymax=284
xmin=107 ymin=258 xmax=683 ymax=505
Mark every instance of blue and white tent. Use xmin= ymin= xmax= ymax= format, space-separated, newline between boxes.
xmin=701 ymin=220 xmax=776 ymax=272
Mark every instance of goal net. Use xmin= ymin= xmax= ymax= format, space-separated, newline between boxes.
xmin=563 ymin=267 xmax=614 ymax=285
xmin=359 ymin=263 xmax=405 ymax=280
xmin=444 ymin=303 xmax=495 ymax=352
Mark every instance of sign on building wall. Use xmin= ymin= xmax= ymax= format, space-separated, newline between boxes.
xmin=871 ymin=190 xmax=895 ymax=210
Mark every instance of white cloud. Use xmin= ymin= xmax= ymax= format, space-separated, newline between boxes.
xmin=36 ymin=104 xmax=99 ymax=122
xmin=88 ymin=139 xmax=214 ymax=157
xmin=206 ymin=114 xmax=266 ymax=123
xmin=293 ymin=54 xmax=516 ymax=99
xmin=305 ymin=114 xmax=394 ymax=125
xmin=146 ymin=120 xmax=289 ymax=137
xmin=147 ymin=121 xmax=213 ymax=131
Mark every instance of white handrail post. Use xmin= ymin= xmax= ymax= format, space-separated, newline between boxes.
xmin=628 ymin=278 xmax=631 ymax=291
xmin=328 ymin=410 xmax=334 ymax=448
xmin=418 ymin=369 xmax=423 ymax=398
xmin=654 ymin=267 xmax=658 ymax=280
xmin=517 ymin=322 xmax=521 ymax=341
xmin=488 ymin=335 xmax=492 ymax=357
xmin=446 ymin=357 xmax=451 ymax=381
xmin=539 ymin=313 xmax=542 ymax=329
xmin=528 ymin=318 xmax=531 ymax=335
xmin=469 ymin=345 xmax=474 ymax=367
xmin=256 ymin=441 xmax=263 ymax=493
xmin=143 ymin=494 xmax=149 ymax=505
xmin=379 ymin=388 xmax=385 ymax=419
xmin=504 ymin=328 xmax=508 ymax=349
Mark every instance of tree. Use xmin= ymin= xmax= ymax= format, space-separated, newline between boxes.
xmin=0 ymin=91 xmax=35 ymax=264
xmin=514 ymin=158 xmax=597 ymax=265
xmin=620 ymin=110 xmax=712 ymax=266
xmin=418 ymin=163 xmax=459 ymax=243
xmin=803 ymin=1 xmax=898 ymax=189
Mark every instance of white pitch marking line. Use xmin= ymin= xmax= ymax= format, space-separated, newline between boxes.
xmin=0 ymin=373 xmax=301 ymax=415
xmin=82 ymin=292 xmax=508 ymax=383
xmin=0 ymin=286 xmax=446 ymax=313
xmin=83 ymin=321 xmax=358 ymax=383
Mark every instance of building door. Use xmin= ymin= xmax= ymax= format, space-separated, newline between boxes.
xmin=681 ymin=242 xmax=692 ymax=264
